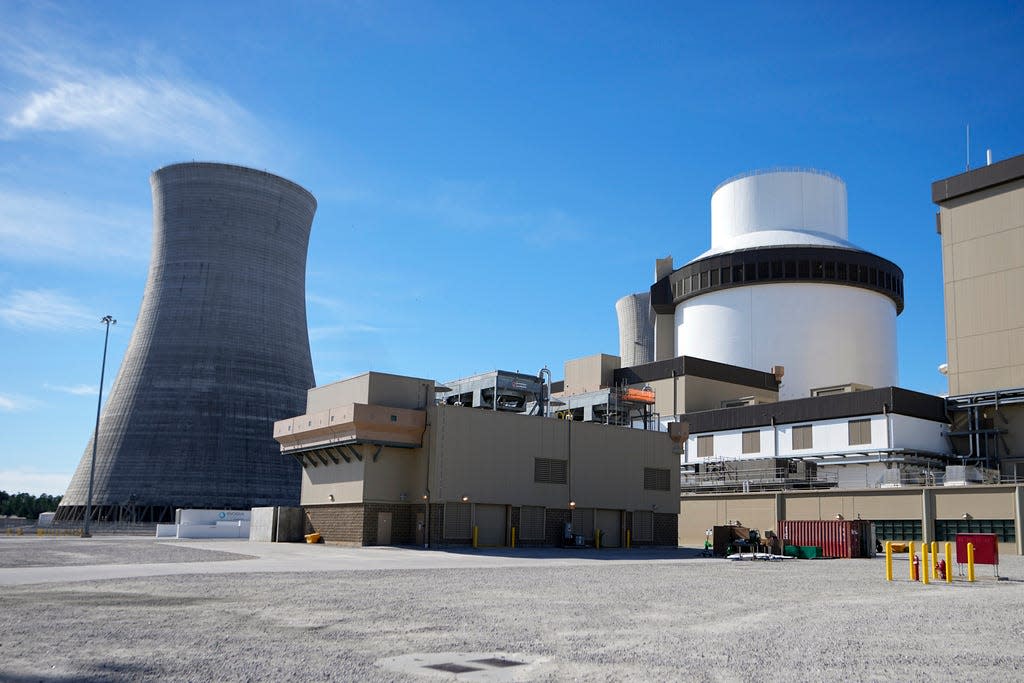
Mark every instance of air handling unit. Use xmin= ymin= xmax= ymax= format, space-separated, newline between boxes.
xmin=650 ymin=169 xmax=903 ymax=399
xmin=56 ymin=162 xmax=317 ymax=524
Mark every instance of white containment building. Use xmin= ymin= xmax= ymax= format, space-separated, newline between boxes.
xmin=650 ymin=169 xmax=903 ymax=400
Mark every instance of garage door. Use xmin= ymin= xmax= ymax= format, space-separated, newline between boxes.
xmin=596 ymin=509 xmax=621 ymax=547
xmin=475 ymin=504 xmax=506 ymax=547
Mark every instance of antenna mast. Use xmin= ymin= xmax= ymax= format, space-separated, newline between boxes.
xmin=966 ymin=124 xmax=971 ymax=171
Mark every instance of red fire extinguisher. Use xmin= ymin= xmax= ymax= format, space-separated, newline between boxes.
xmin=937 ymin=558 xmax=947 ymax=581
xmin=912 ymin=553 xmax=921 ymax=581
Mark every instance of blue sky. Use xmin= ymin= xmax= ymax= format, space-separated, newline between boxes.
xmin=1 ymin=2 xmax=1022 ymax=496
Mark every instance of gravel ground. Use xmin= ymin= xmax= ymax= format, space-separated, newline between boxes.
xmin=0 ymin=543 xmax=1022 ymax=682
xmin=0 ymin=537 xmax=256 ymax=568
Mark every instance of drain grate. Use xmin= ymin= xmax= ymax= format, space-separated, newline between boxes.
xmin=425 ymin=663 xmax=485 ymax=674
xmin=470 ymin=658 xmax=525 ymax=668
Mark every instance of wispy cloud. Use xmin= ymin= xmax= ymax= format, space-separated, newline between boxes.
xmin=43 ymin=383 xmax=97 ymax=396
xmin=308 ymin=323 xmax=387 ymax=342
xmin=0 ymin=468 xmax=70 ymax=496
xmin=0 ymin=23 xmax=265 ymax=160
xmin=0 ymin=189 xmax=150 ymax=264
xmin=0 ymin=289 xmax=98 ymax=331
xmin=306 ymin=292 xmax=389 ymax=342
xmin=0 ymin=392 xmax=41 ymax=412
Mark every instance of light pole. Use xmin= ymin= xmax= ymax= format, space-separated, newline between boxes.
xmin=82 ymin=315 xmax=116 ymax=538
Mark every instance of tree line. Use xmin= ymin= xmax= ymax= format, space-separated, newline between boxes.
xmin=0 ymin=491 xmax=62 ymax=519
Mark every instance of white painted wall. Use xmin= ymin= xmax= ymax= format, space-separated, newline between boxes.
xmin=684 ymin=414 xmax=948 ymax=465
xmin=676 ymin=283 xmax=898 ymax=399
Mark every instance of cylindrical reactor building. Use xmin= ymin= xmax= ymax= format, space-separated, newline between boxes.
xmin=650 ymin=169 xmax=903 ymax=400
xmin=615 ymin=291 xmax=654 ymax=367
xmin=56 ymin=162 xmax=317 ymax=522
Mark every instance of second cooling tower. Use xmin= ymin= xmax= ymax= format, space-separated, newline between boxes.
xmin=56 ymin=162 xmax=316 ymax=522
xmin=651 ymin=169 xmax=903 ymax=400
xmin=615 ymin=291 xmax=654 ymax=367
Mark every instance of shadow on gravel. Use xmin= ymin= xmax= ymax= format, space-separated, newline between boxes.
xmin=423 ymin=546 xmax=711 ymax=561
xmin=4 ymin=660 xmax=164 ymax=683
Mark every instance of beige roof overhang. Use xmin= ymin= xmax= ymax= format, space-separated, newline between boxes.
xmin=273 ymin=403 xmax=426 ymax=452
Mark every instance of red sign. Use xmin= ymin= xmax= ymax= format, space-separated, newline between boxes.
xmin=955 ymin=533 xmax=999 ymax=566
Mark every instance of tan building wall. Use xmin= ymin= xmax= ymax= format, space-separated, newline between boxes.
xmin=306 ymin=372 xmax=435 ymax=412
xmin=563 ymin=354 xmax=620 ymax=395
xmin=428 ymin=405 xmax=678 ymax=512
xmin=681 ymin=485 xmax=1024 ymax=556
xmin=937 ymin=175 xmax=1024 ymax=394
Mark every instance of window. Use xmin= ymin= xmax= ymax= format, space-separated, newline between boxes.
xmin=848 ymin=419 xmax=872 ymax=446
xmin=519 ymin=506 xmax=546 ymax=540
xmin=873 ymin=519 xmax=922 ymax=542
xmin=742 ymin=430 xmax=760 ymax=454
xmin=632 ymin=510 xmax=654 ymax=542
xmin=534 ymin=458 xmax=568 ymax=485
xmin=443 ymin=502 xmax=472 ymax=539
xmin=935 ymin=519 xmax=1016 ymax=543
xmin=710 ymin=269 xmax=720 ymax=286
xmin=700 ymin=270 xmax=709 ymax=288
xmin=791 ymin=425 xmax=813 ymax=450
xmin=644 ymin=467 xmax=671 ymax=491
xmin=697 ymin=435 xmax=714 ymax=458
xmin=757 ymin=261 xmax=769 ymax=279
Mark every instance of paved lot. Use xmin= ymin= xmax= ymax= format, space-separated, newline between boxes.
xmin=1 ymin=537 xmax=1022 ymax=682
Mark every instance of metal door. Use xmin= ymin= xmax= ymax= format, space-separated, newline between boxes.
xmin=475 ymin=504 xmax=506 ymax=546
xmin=377 ymin=511 xmax=392 ymax=545
xmin=596 ymin=509 xmax=621 ymax=547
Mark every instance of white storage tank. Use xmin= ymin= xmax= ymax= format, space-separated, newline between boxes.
xmin=652 ymin=169 xmax=902 ymax=400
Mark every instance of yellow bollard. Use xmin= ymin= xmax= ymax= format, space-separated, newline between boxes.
xmin=945 ymin=542 xmax=953 ymax=584
xmin=626 ymin=529 xmax=631 ymax=550
xmin=922 ymin=543 xmax=930 ymax=585
xmin=595 ymin=528 xmax=601 ymax=550
xmin=967 ymin=542 xmax=975 ymax=582
xmin=909 ymin=541 xmax=916 ymax=581
xmin=511 ymin=526 xmax=516 ymax=549
xmin=885 ymin=541 xmax=893 ymax=581
xmin=472 ymin=526 xmax=478 ymax=549
xmin=931 ymin=541 xmax=938 ymax=576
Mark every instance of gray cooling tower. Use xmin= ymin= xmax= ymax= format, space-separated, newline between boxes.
xmin=616 ymin=291 xmax=654 ymax=367
xmin=56 ymin=162 xmax=316 ymax=523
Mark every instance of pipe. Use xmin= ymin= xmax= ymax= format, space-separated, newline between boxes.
xmin=539 ymin=366 xmax=552 ymax=418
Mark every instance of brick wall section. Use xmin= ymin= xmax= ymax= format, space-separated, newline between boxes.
xmin=653 ymin=512 xmax=678 ymax=546
xmin=305 ymin=504 xmax=364 ymax=544
xmin=362 ymin=503 xmax=416 ymax=545
xmin=428 ymin=503 xmax=446 ymax=547
xmin=545 ymin=509 xmax=572 ymax=547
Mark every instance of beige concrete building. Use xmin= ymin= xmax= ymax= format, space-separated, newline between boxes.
xmin=934 ymin=154 xmax=1024 ymax=479
xmin=933 ymin=153 xmax=1024 ymax=394
xmin=274 ymin=371 xmax=680 ymax=547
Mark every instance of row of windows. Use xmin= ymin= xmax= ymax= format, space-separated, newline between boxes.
xmin=695 ymin=419 xmax=873 ymax=456
xmin=935 ymin=519 xmax=1016 ymax=543
xmin=671 ymin=257 xmax=903 ymax=303
xmin=873 ymin=519 xmax=923 ymax=541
